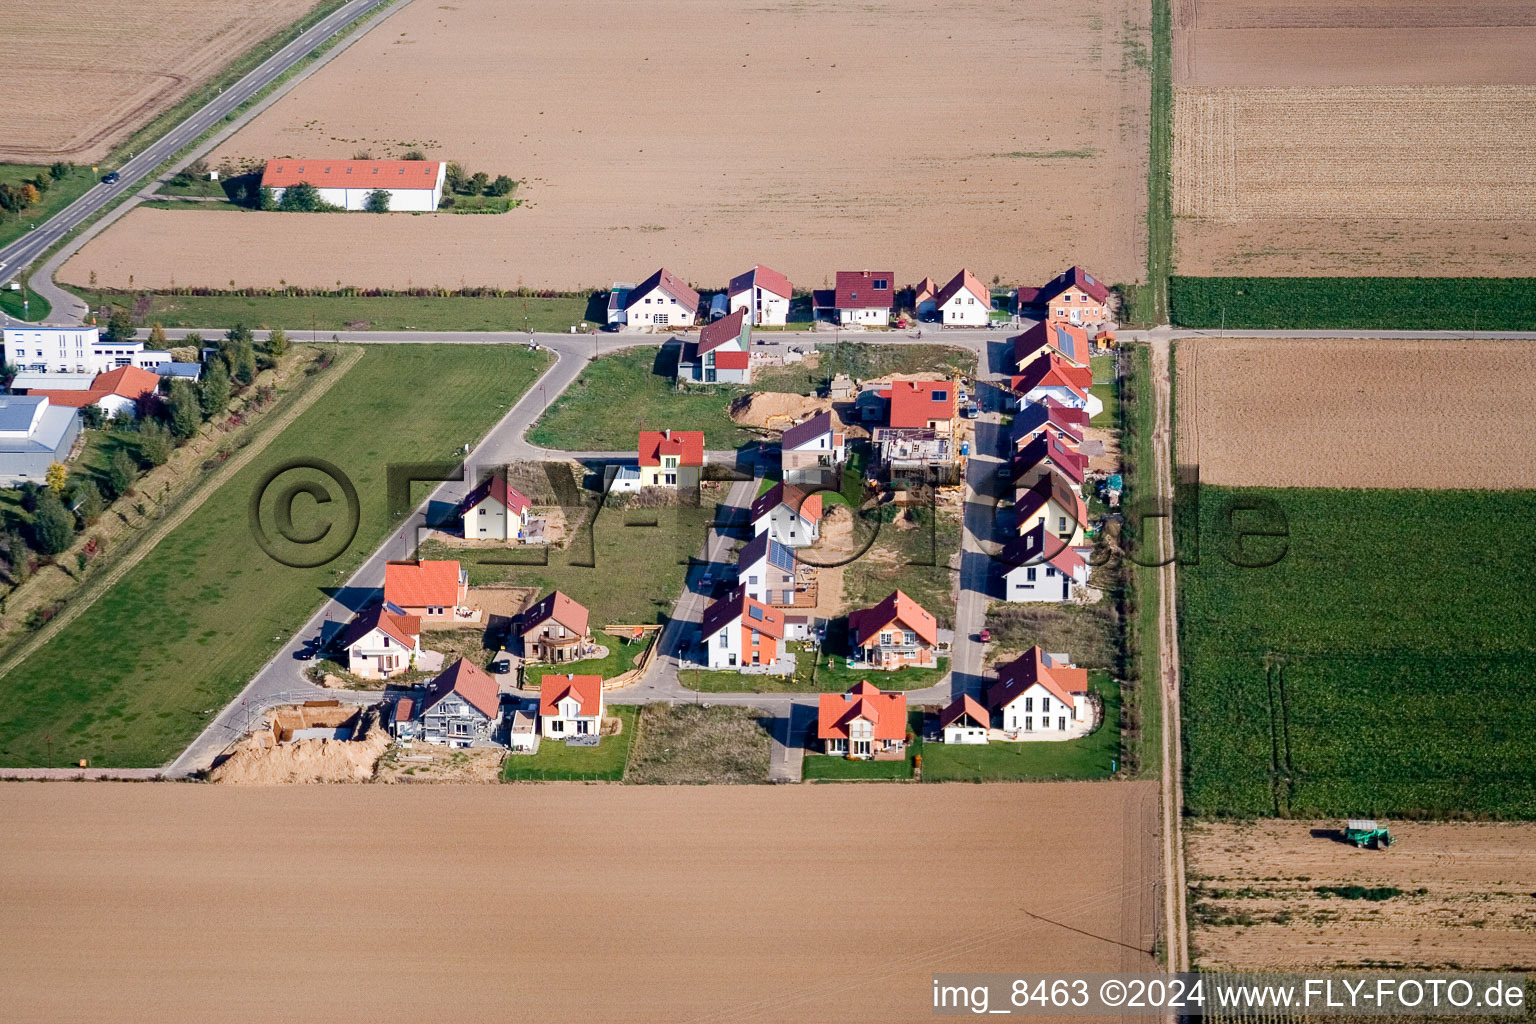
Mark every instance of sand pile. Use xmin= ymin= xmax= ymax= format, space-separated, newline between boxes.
xmin=730 ymin=393 xmax=841 ymax=431
xmin=210 ymin=706 xmax=388 ymax=784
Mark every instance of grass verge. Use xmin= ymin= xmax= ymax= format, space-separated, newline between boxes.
xmin=0 ymin=280 xmax=50 ymax=321
xmin=1122 ymin=344 xmax=1160 ymax=778
xmin=501 ymin=705 xmax=636 ymax=781
xmin=1169 ymin=276 xmax=1536 ymax=331
xmin=0 ymin=166 xmax=97 ymax=253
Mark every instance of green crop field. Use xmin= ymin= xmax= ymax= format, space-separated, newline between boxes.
xmin=1179 ymin=487 xmax=1536 ymax=819
xmin=1170 ymin=277 xmax=1536 ymax=331
xmin=0 ymin=346 xmax=548 ymax=768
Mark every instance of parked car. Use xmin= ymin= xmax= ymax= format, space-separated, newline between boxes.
xmin=699 ymin=572 xmax=714 ymax=591
xmin=101 ymin=171 xmax=120 ymax=184
xmin=978 ymin=629 xmax=991 ymax=643
xmin=964 ymin=402 xmax=980 ymax=418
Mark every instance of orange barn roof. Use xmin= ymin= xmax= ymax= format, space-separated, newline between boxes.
xmin=261 ymin=159 xmax=443 ymax=189
xmin=384 ymin=560 xmax=463 ymax=608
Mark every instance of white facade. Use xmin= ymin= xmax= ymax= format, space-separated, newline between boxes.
xmin=540 ymin=692 xmax=604 ymax=739
xmin=837 ymin=306 xmax=889 ymax=327
xmin=939 ymin=287 xmax=990 ymax=326
xmin=627 ymin=285 xmax=696 ymax=328
xmin=3 ymin=327 xmax=170 ymax=375
xmin=729 ymin=284 xmax=791 ymax=326
xmin=1003 ymin=559 xmax=1088 ymax=603
xmin=944 ymin=721 xmax=989 ymax=744
xmin=706 ymin=618 xmax=744 ymax=670
xmin=1017 ymin=386 xmax=1103 ymax=419
xmin=995 ymin=686 xmax=1091 ymax=739
xmin=345 ymin=626 xmax=420 ymax=680
xmin=463 ymin=496 xmax=529 ymax=541
xmin=267 ymin=164 xmax=445 ymax=212
xmin=753 ymin=504 xmax=819 ymax=547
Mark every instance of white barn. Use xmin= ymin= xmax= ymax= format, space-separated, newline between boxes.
xmin=260 ymin=159 xmax=446 ymax=212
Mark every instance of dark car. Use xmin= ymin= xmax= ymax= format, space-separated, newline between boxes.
xmin=101 ymin=171 xmax=120 ymax=184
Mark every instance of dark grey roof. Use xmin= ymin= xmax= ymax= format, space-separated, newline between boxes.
xmin=781 ymin=410 xmax=833 ymax=451
xmin=737 ymin=532 xmax=796 ymax=575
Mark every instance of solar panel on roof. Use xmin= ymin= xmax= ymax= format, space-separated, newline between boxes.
xmin=767 ymin=542 xmax=795 ymax=572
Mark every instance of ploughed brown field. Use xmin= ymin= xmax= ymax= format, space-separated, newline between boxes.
xmin=0 ymin=0 xmax=321 ymax=163
xmin=1177 ymin=338 xmax=1536 ymax=489
xmin=1170 ymin=0 xmax=1536 ymax=276
xmin=0 ymin=782 xmax=1158 ymax=1023
xmin=1189 ymin=820 xmax=1536 ymax=970
xmin=60 ymin=0 xmax=1149 ymax=292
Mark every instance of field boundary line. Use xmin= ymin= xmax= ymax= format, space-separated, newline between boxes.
xmin=0 ymin=347 xmax=364 ymax=686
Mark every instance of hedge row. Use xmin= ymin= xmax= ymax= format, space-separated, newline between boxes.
xmin=1169 ymin=276 xmax=1536 ymax=331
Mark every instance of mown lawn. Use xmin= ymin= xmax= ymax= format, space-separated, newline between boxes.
xmin=677 ymin=657 xmax=947 ymax=694
xmin=1180 ymin=487 xmax=1536 ymax=818
xmin=0 ymin=346 xmax=549 ymax=768
xmin=921 ymin=672 xmax=1120 ymax=782
xmin=501 ymin=705 xmax=636 ymax=781
xmin=523 ymin=643 xmax=642 ymax=689
xmin=1090 ymin=353 xmax=1118 ymax=425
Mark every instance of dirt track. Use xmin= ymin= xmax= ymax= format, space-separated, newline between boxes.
xmin=61 ymin=0 xmax=1148 ymax=291
xmin=0 ymin=782 xmax=1158 ymax=1023
xmin=0 ymin=0 xmax=320 ymax=163
xmin=1179 ymin=338 xmax=1536 ymax=489
xmin=1189 ymin=820 xmax=1536 ymax=970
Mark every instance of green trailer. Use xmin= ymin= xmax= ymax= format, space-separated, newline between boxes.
xmin=1344 ymin=819 xmax=1394 ymax=849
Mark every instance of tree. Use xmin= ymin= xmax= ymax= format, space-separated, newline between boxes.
xmin=200 ymin=360 xmax=231 ymax=419
xmin=0 ymin=183 xmax=17 ymax=212
xmin=364 ymin=188 xmax=390 ymax=213
xmin=258 ymin=186 xmax=276 ymax=211
xmin=17 ymin=183 xmax=39 ymax=206
xmin=104 ymin=307 xmax=136 ymax=343
xmin=167 ymin=380 xmax=200 ymax=441
xmin=29 ymin=173 xmax=49 ymax=195
xmin=220 ymin=324 xmax=257 ymax=385
xmin=107 ymin=447 xmax=137 ymax=498
xmin=71 ymin=478 xmax=104 ymax=526
xmin=49 ymin=161 xmax=72 ymax=180
xmin=137 ymin=421 xmax=172 ymax=466
xmin=31 ymin=490 xmax=76 ymax=556
xmin=487 ymin=174 xmax=515 ymax=197
xmin=45 ymin=462 xmax=67 ymax=496
xmin=276 ymin=181 xmax=336 ymax=212
xmin=148 ymin=322 xmax=168 ymax=346
xmin=5 ymin=531 xmax=30 ymax=585
xmin=264 ymin=326 xmax=289 ymax=358
xmin=444 ymin=162 xmax=466 ymax=194
xmin=467 ymin=171 xmax=489 ymax=196
xmin=80 ymin=404 xmax=105 ymax=430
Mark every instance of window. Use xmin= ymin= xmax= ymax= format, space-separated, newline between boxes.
xmin=1025 ymin=716 xmax=1033 ymax=731
xmin=873 ymin=279 xmax=889 ymax=290
xmin=718 ymin=632 xmax=728 ymax=648
xmin=655 ymin=314 xmax=669 ymax=325
xmin=479 ymin=509 xmax=486 ymax=516
xmin=1058 ymin=516 xmax=1067 ymax=533
xmin=1024 ymin=697 xmax=1033 ymax=712
xmin=748 ymin=574 xmax=759 ymax=585
xmin=880 ymin=631 xmax=892 ymax=645
xmin=1042 ymin=698 xmax=1051 ymax=713
xmin=903 ymin=630 xmax=916 ymax=645
xmin=933 ymin=389 xmax=948 ymax=401
xmin=1046 ymin=567 xmax=1057 ymax=577
xmin=1058 ymin=716 xmax=1066 ymax=731
xmin=551 ymin=720 xmax=564 ymax=733
xmin=450 ymin=721 xmax=471 ymax=737
xmin=577 ymin=720 xmax=590 ymax=735
xmin=1026 ymin=567 xmax=1037 ymax=582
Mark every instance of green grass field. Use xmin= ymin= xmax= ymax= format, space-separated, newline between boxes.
xmin=1090 ymin=353 xmax=1118 ymax=425
xmin=678 ymin=657 xmax=948 ymax=694
xmin=0 ymin=281 xmax=50 ymax=321
xmin=1121 ymin=345 xmax=1160 ymax=778
xmin=0 ymin=165 xmax=98 ymax=253
xmin=523 ymin=644 xmax=640 ymax=688
xmin=76 ymin=291 xmax=600 ymax=333
xmin=501 ymin=705 xmax=636 ymax=781
xmin=0 ymin=346 xmax=548 ymax=768
xmin=1179 ymin=487 xmax=1536 ymax=818
xmin=1169 ymin=277 xmax=1536 ymax=331
xmin=921 ymin=672 xmax=1119 ymax=782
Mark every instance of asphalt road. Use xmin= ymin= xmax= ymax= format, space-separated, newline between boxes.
xmin=0 ymin=0 xmax=399 ymax=325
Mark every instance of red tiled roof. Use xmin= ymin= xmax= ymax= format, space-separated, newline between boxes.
xmin=384 ymin=560 xmax=463 ymax=609
xmin=933 ymin=268 xmax=992 ymax=311
xmin=1015 ymin=433 xmax=1087 ymax=485
xmin=697 ymin=308 xmax=748 ymax=355
xmin=1036 ymin=266 xmax=1109 ymax=305
xmin=728 ymin=264 xmax=793 ymax=301
xmin=887 ymin=379 xmax=957 ymax=429
xmin=847 ymin=589 xmax=939 ymax=648
xmin=338 ymin=602 xmax=421 ymax=650
xmin=750 ymin=481 xmax=823 ymax=525
xmin=818 ymin=682 xmax=907 ymax=741
xmin=833 ymin=270 xmax=896 ymax=310
xmin=393 ymin=696 xmax=415 ymax=723
xmin=1012 ymin=352 xmax=1092 ymax=395
xmin=460 ymin=473 xmax=531 ymax=516
xmin=638 ymin=429 xmax=705 ymax=467
xmin=261 ymin=159 xmax=443 ymax=189
xmin=989 ymin=647 xmax=1088 ymax=712
xmin=627 ymin=267 xmax=701 ymax=314
xmin=25 ymin=365 xmax=161 ymax=408
xmin=539 ymin=674 xmax=603 ymax=717
xmin=523 ymin=590 xmax=590 ymax=637
xmin=424 ymin=658 xmax=500 ymax=720
xmin=713 ymin=349 xmax=750 ymax=370
xmin=938 ymin=694 xmax=989 ymax=731
xmin=912 ymin=276 xmax=938 ymax=303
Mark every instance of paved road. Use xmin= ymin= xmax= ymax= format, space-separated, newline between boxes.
xmin=0 ymin=0 xmax=402 ymax=324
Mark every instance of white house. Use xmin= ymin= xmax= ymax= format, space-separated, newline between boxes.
xmin=3 ymin=326 xmax=170 ymax=375
xmin=749 ymin=481 xmax=823 ymax=548
xmin=779 ymin=410 xmax=845 ymax=486
xmin=459 ymin=473 xmax=533 ymax=541
xmin=260 ymin=159 xmax=446 ymax=211
xmin=1001 ymin=522 xmax=1090 ymax=603
xmin=338 ymin=602 xmax=422 ymax=680
xmin=677 ymin=308 xmax=751 ymax=383
xmin=728 ymin=264 xmax=793 ymax=326
xmin=1012 ymin=352 xmax=1102 ymax=419
xmin=699 ymin=588 xmax=785 ymax=669
xmin=812 ymin=270 xmax=895 ymax=326
xmin=987 ymin=647 xmax=1093 ymax=740
xmin=18 ymin=365 xmax=162 ymax=420
xmin=938 ymin=694 xmax=990 ymax=744
xmin=538 ymin=674 xmax=604 ymax=740
xmin=736 ymin=531 xmax=799 ymax=607
xmin=933 ymin=268 xmax=992 ymax=326
xmin=623 ymin=267 xmax=700 ymax=328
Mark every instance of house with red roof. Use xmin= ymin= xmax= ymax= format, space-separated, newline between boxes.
xmin=700 ymin=587 xmax=785 ymax=669
xmin=933 ymin=269 xmax=993 ymax=326
xmin=883 ymin=379 xmax=958 ymax=433
xmin=847 ymin=589 xmax=940 ymax=671
xmin=727 ymin=264 xmax=794 ymax=326
xmin=520 ymin=590 xmax=593 ymax=664
xmin=638 ymin=428 xmax=705 ymax=488
xmin=1012 ymin=430 xmax=1088 ymax=489
xmin=1017 ymin=266 xmax=1113 ymax=326
xmin=750 ymin=480 xmax=823 ymax=547
xmin=812 ymin=270 xmax=896 ymax=326
xmin=678 ymin=308 xmax=752 ymax=384
xmin=338 ymin=602 xmax=422 ymax=680
xmin=938 ymin=694 xmax=991 ymax=744
xmin=413 ymin=658 xmax=503 ymax=747
xmin=1012 ymin=320 xmax=1091 ymax=368
xmin=817 ymin=681 xmax=908 ymax=758
xmin=1000 ymin=521 xmax=1090 ymax=603
xmin=20 ymin=365 xmax=162 ymax=419
xmin=623 ymin=267 xmax=700 ymax=328
xmin=459 ymin=472 xmax=534 ymax=541
xmin=1014 ymin=470 xmax=1088 ymax=546
xmin=987 ymin=647 xmax=1093 ymax=738
xmin=1011 ymin=399 xmax=1088 ymax=450
xmin=1012 ymin=352 xmax=1102 ymax=419
xmin=384 ymin=559 xmax=468 ymax=624
xmin=538 ymin=674 xmax=605 ymax=740
xmin=912 ymin=276 xmax=940 ymax=320
xmin=260 ymin=159 xmax=446 ymax=211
